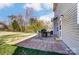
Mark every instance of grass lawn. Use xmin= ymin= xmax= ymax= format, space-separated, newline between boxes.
xmin=0 ymin=44 xmax=65 ymax=55
xmin=0 ymin=32 xmax=35 ymax=44
xmin=0 ymin=34 xmax=30 ymax=43
xmin=0 ymin=44 xmax=17 ymax=55
xmin=0 ymin=31 xmax=65 ymax=55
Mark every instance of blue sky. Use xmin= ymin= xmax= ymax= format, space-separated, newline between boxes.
xmin=0 ymin=3 xmax=54 ymax=24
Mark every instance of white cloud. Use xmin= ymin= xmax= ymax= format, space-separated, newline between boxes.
xmin=24 ymin=3 xmax=42 ymax=11
xmin=39 ymin=16 xmax=51 ymax=21
xmin=42 ymin=3 xmax=53 ymax=9
xmin=39 ymin=12 xmax=54 ymax=21
xmin=0 ymin=3 xmax=13 ymax=9
xmin=24 ymin=3 xmax=53 ymax=11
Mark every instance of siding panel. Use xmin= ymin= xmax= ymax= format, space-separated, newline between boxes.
xmin=55 ymin=3 xmax=79 ymax=54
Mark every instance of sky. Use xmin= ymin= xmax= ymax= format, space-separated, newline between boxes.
xmin=0 ymin=3 xmax=54 ymax=24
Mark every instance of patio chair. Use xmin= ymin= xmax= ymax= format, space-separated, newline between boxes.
xmin=41 ymin=29 xmax=47 ymax=37
xmin=50 ymin=31 xmax=53 ymax=35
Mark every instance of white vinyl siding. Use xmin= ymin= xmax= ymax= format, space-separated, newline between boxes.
xmin=55 ymin=3 xmax=79 ymax=54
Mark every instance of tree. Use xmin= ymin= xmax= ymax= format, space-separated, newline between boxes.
xmin=27 ymin=18 xmax=47 ymax=32
xmin=34 ymin=20 xmax=47 ymax=32
xmin=8 ymin=15 xmax=25 ymax=32
xmin=11 ymin=20 xmax=21 ymax=31
xmin=29 ymin=18 xmax=37 ymax=25
xmin=17 ymin=15 xmax=25 ymax=32
xmin=8 ymin=15 xmax=17 ymax=31
xmin=8 ymin=15 xmax=17 ymax=21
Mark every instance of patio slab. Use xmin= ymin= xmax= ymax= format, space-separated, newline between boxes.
xmin=16 ymin=35 xmax=75 ymax=55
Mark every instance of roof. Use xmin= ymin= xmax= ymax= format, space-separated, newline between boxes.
xmin=0 ymin=22 xmax=8 ymax=29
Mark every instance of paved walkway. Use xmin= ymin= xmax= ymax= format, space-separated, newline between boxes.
xmin=17 ymin=35 xmax=74 ymax=55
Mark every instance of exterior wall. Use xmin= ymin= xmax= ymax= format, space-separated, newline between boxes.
xmin=53 ymin=17 xmax=59 ymax=37
xmin=54 ymin=3 xmax=79 ymax=54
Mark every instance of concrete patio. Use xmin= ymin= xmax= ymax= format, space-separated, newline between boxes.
xmin=17 ymin=35 xmax=75 ymax=55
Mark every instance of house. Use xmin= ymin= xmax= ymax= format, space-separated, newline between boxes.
xmin=53 ymin=3 xmax=79 ymax=54
xmin=0 ymin=22 xmax=8 ymax=30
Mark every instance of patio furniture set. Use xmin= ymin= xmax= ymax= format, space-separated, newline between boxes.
xmin=39 ymin=29 xmax=53 ymax=37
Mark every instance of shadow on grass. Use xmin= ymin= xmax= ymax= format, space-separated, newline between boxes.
xmin=13 ymin=45 xmax=65 ymax=55
xmin=0 ymin=44 xmax=65 ymax=55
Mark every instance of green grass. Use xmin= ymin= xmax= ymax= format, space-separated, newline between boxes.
xmin=0 ymin=44 xmax=65 ymax=55
xmin=0 ymin=44 xmax=17 ymax=55
xmin=0 ymin=34 xmax=32 ymax=44
xmin=0 ymin=34 xmax=30 ymax=40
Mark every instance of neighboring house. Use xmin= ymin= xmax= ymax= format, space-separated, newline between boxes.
xmin=0 ymin=22 xmax=8 ymax=30
xmin=53 ymin=3 xmax=79 ymax=54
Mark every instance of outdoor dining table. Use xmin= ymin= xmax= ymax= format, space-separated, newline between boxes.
xmin=46 ymin=31 xmax=53 ymax=37
xmin=40 ymin=30 xmax=53 ymax=37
